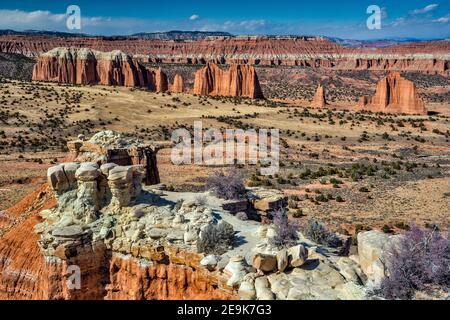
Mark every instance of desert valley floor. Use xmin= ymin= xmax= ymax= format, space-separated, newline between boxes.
xmin=1 ymin=73 xmax=449 ymax=232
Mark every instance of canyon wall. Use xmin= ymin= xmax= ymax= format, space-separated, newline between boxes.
xmin=193 ymin=63 xmax=264 ymax=98
xmin=32 ymin=47 xmax=168 ymax=90
xmin=2 ymin=35 xmax=448 ymax=73
xmin=359 ymin=72 xmax=427 ymax=115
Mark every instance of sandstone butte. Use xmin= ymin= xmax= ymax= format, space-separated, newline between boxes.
xmin=359 ymin=72 xmax=427 ymax=115
xmin=170 ymin=74 xmax=184 ymax=93
xmin=311 ymin=84 xmax=327 ymax=108
xmin=193 ymin=62 xmax=264 ymax=99
xmin=32 ymin=47 xmax=168 ymax=92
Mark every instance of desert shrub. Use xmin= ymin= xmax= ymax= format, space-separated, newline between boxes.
xmin=205 ymin=168 xmax=246 ymax=200
xmin=174 ymin=199 xmax=184 ymax=211
xmin=302 ymin=220 xmax=342 ymax=248
xmin=269 ymin=208 xmax=299 ymax=249
xmin=292 ymin=209 xmax=305 ymax=218
xmin=380 ymin=225 xmax=450 ymax=300
xmin=198 ymin=220 xmax=235 ymax=255
xmin=382 ymin=225 xmax=393 ymax=234
xmin=194 ymin=195 xmax=208 ymax=206
xmin=236 ymin=211 xmax=248 ymax=221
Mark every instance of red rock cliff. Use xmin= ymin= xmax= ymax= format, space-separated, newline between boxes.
xmin=0 ymin=185 xmax=234 ymax=300
xmin=32 ymin=47 xmax=168 ymax=91
xmin=359 ymin=72 xmax=427 ymax=115
xmin=2 ymin=35 xmax=449 ymax=73
xmin=193 ymin=62 xmax=264 ymax=99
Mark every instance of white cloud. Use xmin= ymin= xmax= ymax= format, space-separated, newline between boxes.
xmin=189 ymin=14 xmax=200 ymax=21
xmin=0 ymin=9 xmax=65 ymax=30
xmin=410 ymin=4 xmax=439 ymax=15
xmin=433 ymin=14 xmax=450 ymax=23
xmin=0 ymin=8 xmax=448 ymax=39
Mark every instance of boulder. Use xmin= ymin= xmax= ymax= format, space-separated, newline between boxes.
xmin=238 ymin=281 xmax=256 ymax=300
xmin=252 ymin=253 xmax=278 ymax=272
xmin=247 ymin=188 xmax=288 ymax=213
xmin=223 ymin=256 xmax=249 ymax=287
xmin=357 ymin=230 xmax=403 ymax=288
xmin=200 ymin=255 xmax=219 ymax=271
xmin=254 ymin=276 xmax=275 ymax=300
xmin=100 ymin=163 xmax=117 ymax=176
xmin=108 ymin=166 xmax=133 ymax=183
xmin=75 ymin=163 xmax=100 ymax=181
xmin=287 ymin=245 xmax=308 ymax=268
xmin=47 ymin=165 xmax=69 ymax=194
xmin=277 ymin=249 xmax=289 ymax=272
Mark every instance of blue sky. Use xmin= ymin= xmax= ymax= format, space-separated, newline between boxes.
xmin=0 ymin=0 xmax=449 ymax=39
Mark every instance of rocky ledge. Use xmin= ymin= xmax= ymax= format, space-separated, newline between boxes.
xmin=28 ymin=153 xmax=401 ymax=299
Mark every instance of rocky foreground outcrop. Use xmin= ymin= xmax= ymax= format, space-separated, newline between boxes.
xmin=0 ymin=132 xmax=414 ymax=300
xmin=193 ymin=62 xmax=264 ymax=99
xmin=32 ymin=47 xmax=168 ymax=91
xmin=359 ymin=72 xmax=427 ymax=115
xmin=67 ymin=131 xmax=160 ymax=186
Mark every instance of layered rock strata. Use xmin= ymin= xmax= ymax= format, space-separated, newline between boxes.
xmin=2 ymin=35 xmax=448 ymax=74
xmin=359 ymin=72 xmax=427 ymax=115
xmin=193 ymin=62 xmax=264 ymax=98
xmin=33 ymin=160 xmax=238 ymax=300
xmin=32 ymin=47 xmax=168 ymax=91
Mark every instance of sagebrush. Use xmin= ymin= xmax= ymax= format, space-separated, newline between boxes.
xmin=270 ymin=208 xmax=299 ymax=248
xmin=380 ymin=225 xmax=450 ymax=299
xmin=302 ymin=220 xmax=342 ymax=248
xmin=205 ymin=168 xmax=246 ymax=200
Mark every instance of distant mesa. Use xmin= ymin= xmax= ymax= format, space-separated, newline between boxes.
xmin=359 ymin=72 xmax=427 ymax=115
xmin=32 ymin=47 xmax=168 ymax=92
xmin=311 ymin=84 xmax=327 ymax=108
xmin=193 ymin=62 xmax=264 ymax=99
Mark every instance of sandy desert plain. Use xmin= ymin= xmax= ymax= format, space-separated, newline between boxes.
xmin=1 ymin=67 xmax=449 ymax=233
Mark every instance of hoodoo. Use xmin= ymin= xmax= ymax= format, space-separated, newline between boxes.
xmin=359 ymin=72 xmax=427 ymax=115
xmin=311 ymin=84 xmax=327 ymax=108
xmin=171 ymin=74 xmax=184 ymax=93
xmin=32 ymin=47 xmax=169 ymax=91
xmin=193 ymin=62 xmax=264 ymax=99
xmin=153 ymin=67 xmax=168 ymax=92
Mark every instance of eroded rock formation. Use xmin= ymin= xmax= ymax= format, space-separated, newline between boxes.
xmin=359 ymin=72 xmax=427 ymax=115
xmin=193 ymin=62 xmax=264 ymax=98
xmin=311 ymin=84 xmax=327 ymax=108
xmin=67 ymin=131 xmax=160 ymax=186
xmin=170 ymin=74 xmax=184 ymax=93
xmin=32 ymin=47 xmax=168 ymax=91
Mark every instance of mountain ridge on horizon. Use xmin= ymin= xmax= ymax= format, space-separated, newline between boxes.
xmin=0 ymin=29 xmax=447 ymax=48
